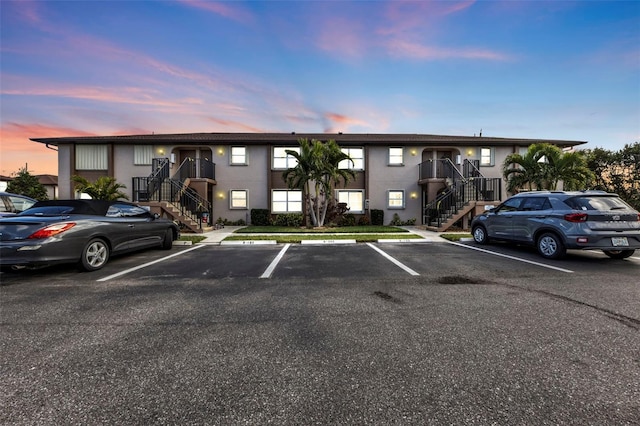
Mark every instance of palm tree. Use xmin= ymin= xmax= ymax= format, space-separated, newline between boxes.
xmin=503 ymin=143 xmax=593 ymax=193
xmin=503 ymin=143 xmax=547 ymax=193
xmin=71 ymin=175 xmax=129 ymax=200
xmin=283 ymin=139 xmax=355 ymax=227
xmin=315 ymin=140 xmax=355 ymax=226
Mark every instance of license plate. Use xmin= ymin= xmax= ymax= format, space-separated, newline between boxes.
xmin=611 ymin=237 xmax=629 ymax=247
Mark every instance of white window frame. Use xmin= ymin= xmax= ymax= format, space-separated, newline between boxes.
xmin=337 ymin=190 xmax=365 ymax=213
xmin=339 ymin=147 xmax=364 ymax=170
xmin=387 ymin=190 xmax=405 ymax=209
xmin=273 ymin=147 xmax=299 ymax=170
xmin=271 ymin=190 xmax=302 ymax=213
xmin=134 ymin=145 xmax=153 ymax=165
xmin=388 ymin=147 xmax=404 ymax=166
xmin=76 ymin=145 xmax=108 ymax=170
xmin=480 ymin=147 xmax=494 ymax=166
xmin=230 ymin=146 xmax=247 ymax=165
xmin=230 ymin=189 xmax=248 ymax=209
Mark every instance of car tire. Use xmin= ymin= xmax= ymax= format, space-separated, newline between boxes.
xmin=602 ymin=249 xmax=635 ymax=259
xmin=472 ymin=225 xmax=489 ymax=245
xmin=80 ymin=238 xmax=110 ymax=271
xmin=160 ymin=228 xmax=173 ymax=250
xmin=536 ymin=232 xmax=566 ymax=259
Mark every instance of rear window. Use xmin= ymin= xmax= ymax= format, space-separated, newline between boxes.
xmin=18 ymin=206 xmax=76 ymax=216
xmin=564 ymin=196 xmax=631 ymax=211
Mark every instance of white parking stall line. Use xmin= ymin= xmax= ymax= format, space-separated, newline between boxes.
xmin=260 ymin=243 xmax=291 ymax=279
xmin=366 ymin=243 xmax=420 ymax=276
xmin=97 ymin=244 xmax=207 ymax=282
xmin=448 ymin=242 xmax=574 ymax=273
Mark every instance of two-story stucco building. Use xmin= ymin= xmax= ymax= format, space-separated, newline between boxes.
xmin=31 ymin=132 xmax=586 ymax=232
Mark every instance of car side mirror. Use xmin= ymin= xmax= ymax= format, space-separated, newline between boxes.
xmin=153 ymin=213 xmax=160 ymax=220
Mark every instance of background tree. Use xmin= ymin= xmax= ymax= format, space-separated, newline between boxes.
xmin=584 ymin=142 xmax=640 ymax=210
xmin=71 ymin=175 xmax=129 ymax=200
xmin=6 ymin=167 xmax=49 ymax=200
xmin=283 ymin=138 xmax=355 ymax=227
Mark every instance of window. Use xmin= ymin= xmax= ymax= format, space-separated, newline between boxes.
xmin=337 ymin=190 xmax=364 ymax=213
xmin=388 ymin=190 xmax=405 ymax=209
xmin=231 ymin=146 xmax=247 ymax=165
xmin=497 ymin=197 xmax=521 ymax=213
xmin=76 ymin=145 xmax=107 ymax=170
xmin=273 ymin=147 xmax=299 ymax=169
xmin=230 ymin=190 xmax=248 ymax=209
xmin=389 ymin=148 xmax=404 ymax=166
xmin=480 ymin=147 xmax=494 ymax=166
xmin=521 ymin=197 xmax=551 ymax=211
xmin=339 ymin=147 xmax=364 ymax=170
xmin=272 ymin=190 xmax=302 ymax=213
xmin=134 ymin=145 xmax=153 ymax=165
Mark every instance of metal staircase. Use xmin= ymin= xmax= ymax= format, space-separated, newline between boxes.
xmin=132 ymin=158 xmax=214 ymax=233
xmin=423 ymin=159 xmax=501 ymax=231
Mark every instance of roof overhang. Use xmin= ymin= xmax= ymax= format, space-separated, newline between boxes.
xmin=31 ymin=132 xmax=588 ymax=148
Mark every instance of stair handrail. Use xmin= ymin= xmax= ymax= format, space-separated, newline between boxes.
xmin=463 ymin=159 xmax=483 ymax=179
xmin=164 ymin=178 xmax=212 ymax=228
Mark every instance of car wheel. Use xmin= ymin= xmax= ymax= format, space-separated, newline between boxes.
xmin=536 ymin=232 xmax=566 ymax=259
xmin=80 ymin=238 xmax=110 ymax=271
xmin=160 ymin=228 xmax=173 ymax=250
xmin=472 ymin=225 xmax=489 ymax=245
xmin=602 ymin=249 xmax=635 ymax=259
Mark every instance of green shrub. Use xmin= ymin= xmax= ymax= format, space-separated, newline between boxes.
xmin=371 ymin=209 xmax=384 ymax=226
xmin=272 ymin=213 xmax=303 ymax=227
xmin=389 ymin=213 xmax=416 ymax=226
xmin=251 ymin=209 xmax=270 ymax=226
xmin=357 ymin=215 xmax=371 ymax=226
xmin=339 ymin=213 xmax=356 ymax=227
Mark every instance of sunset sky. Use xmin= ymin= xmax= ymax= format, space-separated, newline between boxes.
xmin=1 ymin=0 xmax=639 ymax=176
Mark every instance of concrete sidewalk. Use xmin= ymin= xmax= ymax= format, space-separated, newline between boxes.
xmin=197 ymin=226 xmax=447 ymax=244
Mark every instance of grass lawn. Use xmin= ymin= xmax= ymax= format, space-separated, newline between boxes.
xmin=224 ymin=233 xmax=423 ymax=243
xmin=235 ymin=225 xmax=409 ymax=234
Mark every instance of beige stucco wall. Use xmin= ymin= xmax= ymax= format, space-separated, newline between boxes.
xmin=209 ymin=144 xmax=270 ymax=224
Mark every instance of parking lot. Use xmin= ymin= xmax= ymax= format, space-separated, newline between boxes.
xmin=1 ymin=240 xmax=639 ymax=424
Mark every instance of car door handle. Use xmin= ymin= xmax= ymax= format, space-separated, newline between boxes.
xmin=128 ymin=224 xmax=135 ymax=228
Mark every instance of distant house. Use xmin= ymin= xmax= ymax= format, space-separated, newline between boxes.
xmin=0 ymin=174 xmax=58 ymax=200
xmin=30 ymin=132 xmax=586 ymax=232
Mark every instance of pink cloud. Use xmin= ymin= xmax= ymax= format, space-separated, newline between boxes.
xmin=0 ymin=123 xmax=96 ymax=175
xmin=385 ymin=39 xmax=509 ymax=61
xmin=206 ymin=117 xmax=265 ymax=133
xmin=177 ymin=0 xmax=254 ymax=24
xmin=316 ymin=18 xmax=367 ymax=58
xmin=323 ymin=112 xmax=370 ymax=133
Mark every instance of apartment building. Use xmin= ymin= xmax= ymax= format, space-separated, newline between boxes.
xmin=31 ymin=132 xmax=586 ymax=231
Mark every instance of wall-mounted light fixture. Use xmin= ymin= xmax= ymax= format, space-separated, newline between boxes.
xmin=158 ymin=148 xmax=165 ymax=155
xmin=218 ymin=148 xmax=224 ymax=156
xmin=410 ymin=149 xmax=417 ymax=156
xmin=410 ymin=192 xmax=418 ymax=199
xmin=467 ymin=149 xmax=474 ymax=156
xmin=218 ymin=192 xmax=225 ymax=199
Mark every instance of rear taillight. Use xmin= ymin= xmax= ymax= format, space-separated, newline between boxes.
xmin=28 ymin=223 xmax=76 ymax=239
xmin=564 ymin=213 xmax=588 ymax=223
xmin=637 ymin=214 xmax=640 ymax=222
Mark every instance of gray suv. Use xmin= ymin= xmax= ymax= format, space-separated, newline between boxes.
xmin=471 ymin=191 xmax=640 ymax=259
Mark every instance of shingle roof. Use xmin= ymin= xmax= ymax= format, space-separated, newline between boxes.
xmin=31 ymin=132 xmax=587 ymax=148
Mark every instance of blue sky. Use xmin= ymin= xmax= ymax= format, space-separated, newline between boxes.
xmin=1 ymin=0 xmax=639 ymax=175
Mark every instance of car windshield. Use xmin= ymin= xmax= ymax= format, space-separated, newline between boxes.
xmin=564 ymin=196 xmax=631 ymax=211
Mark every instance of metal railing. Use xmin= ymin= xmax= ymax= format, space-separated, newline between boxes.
xmin=419 ymin=158 xmax=467 ymax=181
xmin=132 ymin=157 xmax=214 ymax=229
xmin=423 ymin=177 xmax=501 ymax=227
